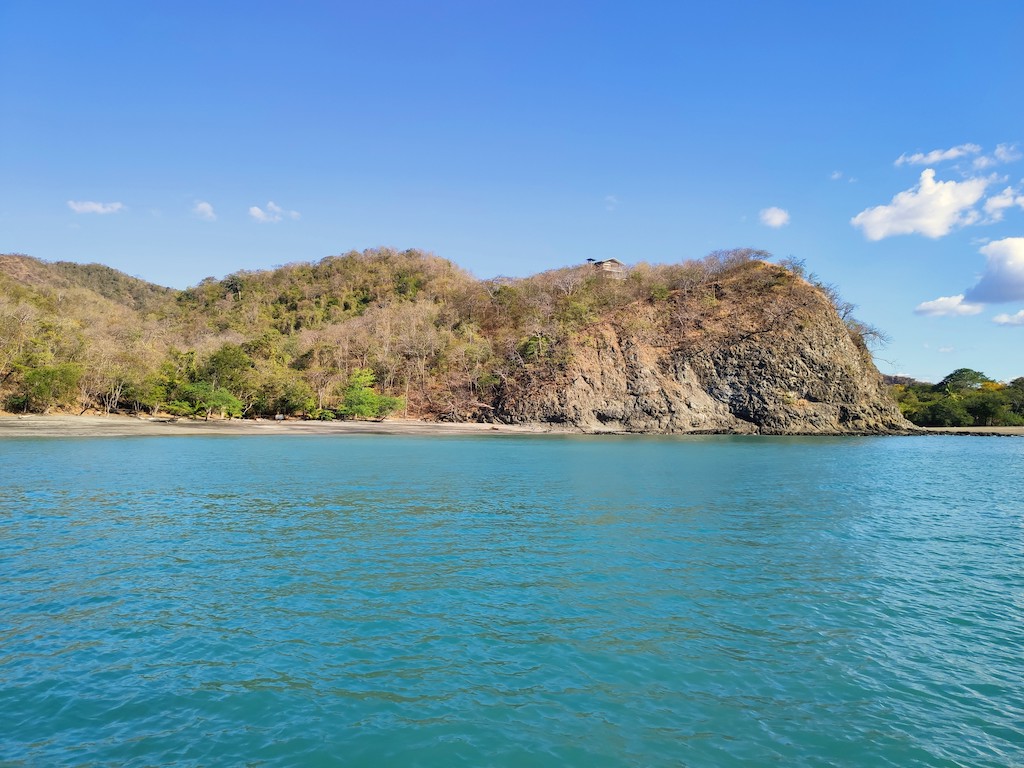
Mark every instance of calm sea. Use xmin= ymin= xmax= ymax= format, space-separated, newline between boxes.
xmin=1 ymin=434 xmax=1022 ymax=767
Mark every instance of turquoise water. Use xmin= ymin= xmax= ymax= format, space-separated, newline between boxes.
xmin=1 ymin=434 xmax=1022 ymax=767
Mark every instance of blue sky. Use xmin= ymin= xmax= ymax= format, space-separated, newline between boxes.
xmin=2 ymin=1 xmax=1022 ymax=382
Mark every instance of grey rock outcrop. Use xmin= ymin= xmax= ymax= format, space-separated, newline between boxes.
xmin=495 ymin=274 xmax=912 ymax=435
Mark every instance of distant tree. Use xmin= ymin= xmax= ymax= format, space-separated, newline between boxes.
xmin=256 ymin=369 xmax=315 ymax=416
xmin=962 ymin=390 xmax=1011 ymax=427
xmin=936 ymin=368 xmax=992 ymax=393
xmin=204 ymin=343 xmax=255 ymax=394
xmin=18 ymin=363 xmax=83 ymax=413
xmin=222 ymin=274 xmax=244 ymax=301
xmin=1006 ymin=378 xmax=1024 ymax=417
xmin=921 ymin=398 xmax=972 ymax=427
xmin=165 ymin=381 xmax=242 ymax=420
xmin=0 ymin=298 xmax=39 ymax=385
xmin=891 ymin=383 xmax=933 ymax=423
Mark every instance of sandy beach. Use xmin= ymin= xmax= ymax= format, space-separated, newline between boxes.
xmin=2 ymin=413 xmax=1022 ymax=438
xmin=0 ymin=413 xmax=552 ymax=438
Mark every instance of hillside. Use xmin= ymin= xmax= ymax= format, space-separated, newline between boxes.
xmin=0 ymin=254 xmax=175 ymax=313
xmin=0 ymin=248 xmax=911 ymax=433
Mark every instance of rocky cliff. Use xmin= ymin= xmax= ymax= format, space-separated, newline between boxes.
xmin=494 ymin=262 xmax=912 ymax=434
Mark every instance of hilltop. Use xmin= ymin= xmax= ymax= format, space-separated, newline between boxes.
xmin=0 ymin=248 xmax=911 ymax=434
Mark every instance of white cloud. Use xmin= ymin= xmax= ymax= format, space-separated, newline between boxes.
xmin=193 ymin=201 xmax=216 ymax=221
xmin=249 ymin=201 xmax=300 ymax=223
xmin=759 ymin=206 xmax=790 ymax=228
xmin=894 ymin=143 xmax=981 ymax=167
xmin=850 ymin=169 xmax=990 ymax=240
xmin=67 ymin=200 xmax=124 ymax=214
xmin=938 ymin=346 xmax=955 ymax=353
xmin=982 ymin=186 xmax=1024 ymax=222
xmin=993 ymin=310 xmax=1024 ymax=326
xmin=914 ymin=294 xmax=984 ymax=317
xmin=995 ymin=143 xmax=1023 ymax=163
xmin=964 ymin=237 xmax=1024 ymax=303
xmin=604 ymin=195 xmax=618 ymax=212
xmin=830 ymin=171 xmax=843 ymax=181
xmin=973 ymin=143 xmax=1022 ymax=170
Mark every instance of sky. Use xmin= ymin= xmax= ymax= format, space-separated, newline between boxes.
xmin=1 ymin=1 xmax=1023 ymax=382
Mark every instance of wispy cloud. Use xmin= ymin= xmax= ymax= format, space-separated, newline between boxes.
xmin=964 ymin=237 xmax=1024 ymax=304
xmin=995 ymin=143 xmax=1023 ymax=163
xmin=193 ymin=201 xmax=216 ymax=221
xmin=993 ymin=310 xmax=1024 ymax=326
xmin=604 ymin=194 xmax=618 ymax=212
xmin=249 ymin=201 xmax=300 ymax=223
xmin=982 ymin=186 xmax=1024 ymax=222
xmin=914 ymin=294 xmax=984 ymax=317
xmin=851 ymin=169 xmax=990 ymax=240
xmin=67 ymin=200 xmax=124 ymax=215
xmin=974 ymin=143 xmax=1023 ymax=169
xmin=759 ymin=206 xmax=790 ymax=228
xmin=894 ymin=143 xmax=981 ymax=167
xmin=830 ymin=171 xmax=843 ymax=181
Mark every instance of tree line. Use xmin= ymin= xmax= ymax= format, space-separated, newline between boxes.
xmin=891 ymin=369 xmax=1024 ymax=427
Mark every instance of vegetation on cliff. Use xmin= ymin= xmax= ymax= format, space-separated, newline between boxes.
xmin=1 ymin=248 xmax=903 ymax=431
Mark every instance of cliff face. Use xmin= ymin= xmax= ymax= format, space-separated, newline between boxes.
xmin=495 ymin=264 xmax=912 ymax=434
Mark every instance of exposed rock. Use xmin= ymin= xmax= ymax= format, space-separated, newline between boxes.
xmin=496 ymin=264 xmax=913 ymax=435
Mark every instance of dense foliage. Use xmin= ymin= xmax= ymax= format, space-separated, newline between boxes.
xmin=1 ymin=248 xmax=886 ymax=421
xmin=891 ymin=369 xmax=1024 ymax=427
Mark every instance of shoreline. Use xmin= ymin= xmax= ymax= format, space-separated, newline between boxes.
xmin=0 ymin=413 xmax=553 ymax=438
xmin=921 ymin=426 xmax=1024 ymax=437
xmin=1 ymin=413 xmax=1021 ymax=438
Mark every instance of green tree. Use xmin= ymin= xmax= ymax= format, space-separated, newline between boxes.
xmin=18 ymin=363 xmax=83 ymax=413
xmin=125 ymin=373 xmax=168 ymax=415
xmin=252 ymin=369 xmax=315 ymax=416
xmin=962 ymin=389 xmax=1019 ymax=426
xmin=1005 ymin=377 xmax=1024 ymax=417
xmin=921 ymin=398 xmax=972 ymax=427
xmin=204 ymin=343 xmax=254 ymax=393
xmin=936 ymin=368 xmax=992 ymax=393
xmin=337 ymin=368 xmax=402 ymax=419
xmin=891 ymin=382 xmax=942 ymax=424
xmin=165 ymin=381 xmax=242 ymax=419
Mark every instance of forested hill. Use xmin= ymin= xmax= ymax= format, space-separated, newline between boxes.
xmin=0 ymin=254 xmax=176 ymax=313
xmin=0 ymin=248 xmax=910 ymax=433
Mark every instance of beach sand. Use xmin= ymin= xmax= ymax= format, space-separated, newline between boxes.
xmin=2 ymin=414 xmax=1021 ymax=438
xmin=0 ymin=413 xmax=551 ymax=438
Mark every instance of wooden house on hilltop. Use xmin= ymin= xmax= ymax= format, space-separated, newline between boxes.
xmin=587 ymin=258 xmax=627 ymax=278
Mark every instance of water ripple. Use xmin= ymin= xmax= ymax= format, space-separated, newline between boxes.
xmin=1 ymin=435 xmax=1023 ymax=766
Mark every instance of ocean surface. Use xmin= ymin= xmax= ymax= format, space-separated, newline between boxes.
xmin=1 ymin=434 xmax=1022 ymax=767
